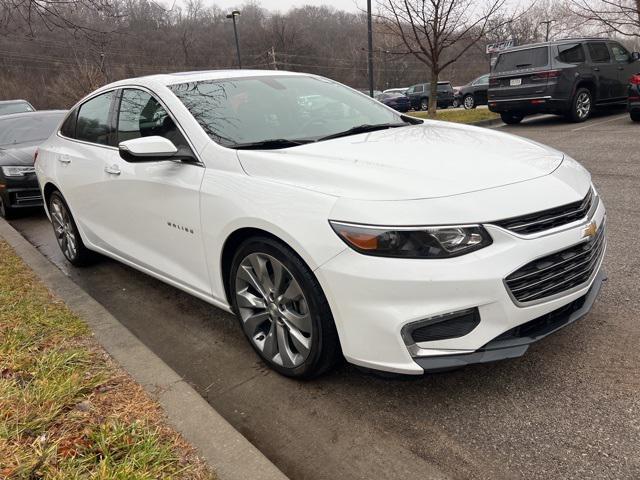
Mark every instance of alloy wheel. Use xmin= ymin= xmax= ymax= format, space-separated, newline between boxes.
xmin=576 ymin=92 xmax=591 ymax=119
xmin=463 ymin=95 xmax=474 ymax=109
xmin=50 ymin=197 xmax=78 ymax=261
xmin=235 ymin=253 xmax=312 ymax=368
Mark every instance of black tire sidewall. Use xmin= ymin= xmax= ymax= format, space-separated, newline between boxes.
xmin=570 ymin=88 xmax=592 ymax=123
xmin=229 ymin=237 xmax=339 ymax=378
xmin=0 ymin=194 xmax=13 ymax=219
xmin=501 ymin=112 xmax=523 ymax=124
xmin=48 ymin=191 xmax=93 ymax=266
xmin=630 ymin=110 xmax=640 ymax=122
xmin=420 ymin=98 xmax=428 ymax=111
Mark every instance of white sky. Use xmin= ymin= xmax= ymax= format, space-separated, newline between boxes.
xmin=210 ymin=0 xmax=363 ymax=13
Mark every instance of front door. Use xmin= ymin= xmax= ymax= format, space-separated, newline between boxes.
xmin=97 ymin=88 xmax=210 ymax=296
xmin=587 ymin=42 xmax=618 ymax=102
xmin=610 ymin=42 xmax=636 ymax=100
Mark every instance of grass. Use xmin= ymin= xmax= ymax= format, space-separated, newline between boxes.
xmin=408 ymin=108 xmax=499 ymax=124
xmin=0 ymin=240 xmax=214 ymax=480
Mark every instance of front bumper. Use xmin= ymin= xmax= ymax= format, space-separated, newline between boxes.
xmin=316 ymin=198 xmax=606 ymax=375
xmin=0 ymin=175 xmax=43 ymax=209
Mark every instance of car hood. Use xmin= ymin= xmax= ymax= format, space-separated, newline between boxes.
xmin=0 ymin=145 xmax=37 ymax=166
xmin=237 ymin=121 xmax=564 ymax=201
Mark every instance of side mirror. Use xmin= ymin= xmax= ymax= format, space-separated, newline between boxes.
xmin=632 ymin=52 xmax=640 ymax=62
xmin=118 ymin=136 xmax=178 ymax=162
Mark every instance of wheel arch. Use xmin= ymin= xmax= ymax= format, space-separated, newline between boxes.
xmin=574 ymin=80 xmax=596 ymax=102
xmin=42 ymin=182 xmax=61 ymax=217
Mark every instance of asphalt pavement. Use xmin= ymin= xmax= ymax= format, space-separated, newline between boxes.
xmin=9 ymin=109 xmax=640 ymax=480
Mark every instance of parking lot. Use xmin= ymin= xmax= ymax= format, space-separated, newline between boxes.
xmin=8 ymin=110 xmax=640 ymax=480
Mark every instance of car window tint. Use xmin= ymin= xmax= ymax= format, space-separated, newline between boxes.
xmin=0 ymin=101 xmax=34 ymax=115
xmin=117 ymin=89 xmax=191 ymax=153
xmin=494 ymin=47 xmax=549 ymax=72
xmin=587 ymin=43 xmax=611 ymax=63
xmin=0 ymin=113 xmax=65 ymax=147
xmin=414 ymin=85 xmax=424 ymax=93
xmin=60 ymin=109 xmax=78 ymax=138
xmin=476 ymin=75 xmax=489 ymax=85
xmin=76 ymin=91 xmax=115 ymax=145
xmin=556 ymin=43 xmax=585 ymax=64
xmin=611 ymin=43 xmax=630 ymax=63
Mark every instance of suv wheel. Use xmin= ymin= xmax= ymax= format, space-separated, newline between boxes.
xmin=463 ymin=94 xmax=475 ymax=110
xmin=568 ymin=88 xmax=592 ymax=122
xmin=48 ymin=191 xmax=97 ymax=266
xmin=230 ymin=237 xmax=341 ymax=378
xmin=420 ymin=98 xmax=429 ymax=111
xmin=0 ymin=195 xmax=15 ymax=220
xmin=500 ymin=112 xmax=524 ymax=125
xmin=630 ymin=110 xmax=640 ymax=122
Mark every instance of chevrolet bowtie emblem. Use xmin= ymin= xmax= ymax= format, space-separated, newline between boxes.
xmin=582 ymin=221 xmax=598 ymax=239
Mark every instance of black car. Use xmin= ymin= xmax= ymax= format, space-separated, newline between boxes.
xmin=375 ymin=92 xmax=411 ymax=112
xmin=406 ymin=81 xmax=455 ymax=110
xmin=0 ymin=99 xmax=35 ymax=116
xmin=629 ymin=73 xmax=640 ymax=122
xmin=0 ymin=110 xmax=66 ymax=219
xmin=456 ymin=74 xmax=490 ymax=109
xmin=488 ymin=38 xmax=640 ymax=124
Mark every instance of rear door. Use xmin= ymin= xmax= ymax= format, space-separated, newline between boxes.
xmin=489 ymin=46 xmax=552 ymax=100
xmin=586 ymin=41 xmax=618 ymax=101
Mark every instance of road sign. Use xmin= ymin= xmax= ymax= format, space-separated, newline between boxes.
xmin=486 ymin=40 xmax=514 ymax=55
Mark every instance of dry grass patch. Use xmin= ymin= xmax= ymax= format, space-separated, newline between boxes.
xmin=408 ymin=108 xmax=499 ymax=124
xmin=0 ymin=240 xmax=214 ymax=479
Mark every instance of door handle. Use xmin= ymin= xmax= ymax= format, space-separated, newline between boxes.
xmin=592 ymin=67 xmax=600 ymax=72
xmin=104 ymin=165 xmax=121 ymax=175
xmin=58 ymin=155 xmax=71 ymax=164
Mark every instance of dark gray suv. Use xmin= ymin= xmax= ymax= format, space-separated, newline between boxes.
xmin=488 ymin=38 xmax=640 ymax=124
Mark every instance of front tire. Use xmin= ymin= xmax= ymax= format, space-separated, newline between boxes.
xmin=630 ymin=110 xmax=640 ymax=122
xmin=463 ymin=94 xmax=475 ymax=110
xmin=500 ymin=112 xmax=524 ymax=125
xmin=230 ymin=237 xmax=340 ymax=378
xmin=568 ymin=88 xmax=592 ymax=122
xmin=0 ymin=195 xmax=15 ymax=220
xmin=48 ymin=191 xmax=97 ymax=266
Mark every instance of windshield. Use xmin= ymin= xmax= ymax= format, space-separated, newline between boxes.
xmin=0 ymin=113 xmax=64 ymax=147
xmin=0 ymin=101 xmax=34 ymax=116
xmin=168 ymin=75 xmax=404 ymax=148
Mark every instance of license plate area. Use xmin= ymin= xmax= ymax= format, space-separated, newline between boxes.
xmin=510 ymin=78 xmax=522 ymax=86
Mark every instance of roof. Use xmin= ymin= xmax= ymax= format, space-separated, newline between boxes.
xmin=0 ymin=110 xmax=67 ymax=121
xmin=499 ymin=37 xmax=610 ymax=53
xmin=100 ymin=69 xmax=308 ymax=91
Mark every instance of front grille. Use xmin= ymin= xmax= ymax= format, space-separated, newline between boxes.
xmin=494 ymin=188 xmax=594 ymax=235
xmin=505 ymin=223 xmax=605 ymax=304
xmin=11 ymin=189 xmax=43 ymax=207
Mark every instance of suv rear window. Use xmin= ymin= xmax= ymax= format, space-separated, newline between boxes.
xmin=556 ymin=43 xmax=586 ymax=64
xmin=494 ymin=47 xmax=549 ymax=73
xmin=437 ymin=83 xmax=453 ymax=92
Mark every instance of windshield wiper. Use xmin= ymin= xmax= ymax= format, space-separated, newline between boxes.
xmin=317 ymin=122 xmax=409 ymax=142
xmin=232 ymin=138 xmax=314 ymax=150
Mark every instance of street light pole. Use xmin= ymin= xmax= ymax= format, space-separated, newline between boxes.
xmin=227 ymin=10 xmax=242 ymax=69
xmin=367 ymin=0 xmax=374 ymax=97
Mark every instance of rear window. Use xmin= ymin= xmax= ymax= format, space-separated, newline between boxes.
xmin=0 ymin=101 xmax=34 ymax=116
xmin=494 ymin=47 xmax=549 ymax=73
xmin=0 ymin=113 xmax=64 ymax=147
xmin=556 ymin=43 xmax=586 ymax=64
xmin=437 ymin=83 xmax=453 ymax=92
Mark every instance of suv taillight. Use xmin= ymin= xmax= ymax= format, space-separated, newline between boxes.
xmin=630 ymin=74 xmax=640 ymax=85
xmin=531 ymin=70 xmax=560 ymax=81
xmin=489 ymin=77 xmax=500 ymax=87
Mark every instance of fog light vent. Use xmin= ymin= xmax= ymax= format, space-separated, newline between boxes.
xmin=407 ymin=308 xmax=480 ymax=344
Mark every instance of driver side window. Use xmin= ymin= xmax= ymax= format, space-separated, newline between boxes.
xmin=117 ymin=89 xmax=192 ymax=154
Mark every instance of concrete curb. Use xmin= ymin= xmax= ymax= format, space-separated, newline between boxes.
xmin=0 ymin=218 xmax=288 ymax=480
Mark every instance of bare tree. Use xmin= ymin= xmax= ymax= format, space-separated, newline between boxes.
xmin=377 ymin=0 xmax=511 ymax=116
xmin=570 ymin=0 xmax=640 ymax=39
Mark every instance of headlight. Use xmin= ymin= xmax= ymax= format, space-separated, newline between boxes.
xmin=330 ymin=221 xmax=492 ymax=258
xmin=1 ymin=166 xmax=36 ymax=177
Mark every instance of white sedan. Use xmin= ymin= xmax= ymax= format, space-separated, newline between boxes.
xmin=35 ymin=70 xmax=606 ymax=378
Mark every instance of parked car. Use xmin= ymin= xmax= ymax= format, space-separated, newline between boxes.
xmin=36 ymin=71 xmax=605 ymax=378
xmin=489 ymin=38 xmax=640 ymax=124
xmin=406 ymin=81 xmax=455 ymax=110
xmin=629 ymin=73 xmax=640 ymax=121
xmin=456 ymin=74 xmax=490 ymax=109
xmin=375 ymin=92 xmax=411 ymax=112
xmin=0 ymin=110 xmax=66 ymax=218
xmin=383 ymin=87 xmax=408 ymax=95
xmin=0 ymin=99 xmax=35 ymax=116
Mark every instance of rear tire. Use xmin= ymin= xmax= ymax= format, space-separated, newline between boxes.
xmin=500 ymin=112 xmax=524 ymax=125
xmin=567 ymin=88 xmax=592 ymax=122
xmin=48 ymin=191 xmax=97 ymax=266
xmin=630 ymin=110 xmax=640 ymax=122
xmin=230 ymin=236 xmax=341 ymax=378
xmin=420 ymin=98 xmax=429 ymax=111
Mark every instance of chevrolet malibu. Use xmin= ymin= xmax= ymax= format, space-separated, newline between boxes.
xmin=35 ymin=71 xmax=606 ymax=378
